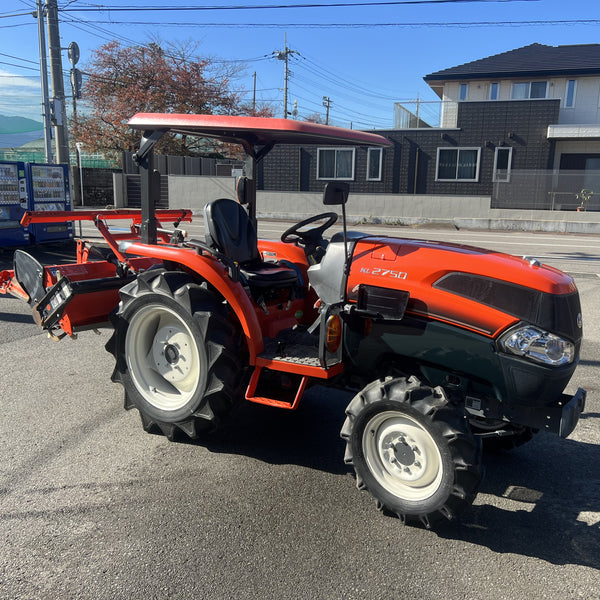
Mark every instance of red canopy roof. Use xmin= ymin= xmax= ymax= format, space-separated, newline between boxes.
xmin=128 ymin=113 xmax=391 ymax=148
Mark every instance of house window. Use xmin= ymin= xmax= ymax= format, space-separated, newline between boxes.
xmin=436 ymin=148 xmax=481 ymax=182
xmin=317 ymin=148 xmax=355 ymax=180
xmin=459 ymin=83 xmax=468 ymax=101
xmin=565 ymin=79 xmax=577 ymax=108
xmin=511 ymin=81 xmax=548 ymax=99
xmin=489 ymin=82 xmax=499 ymax=100
xmin=493 ymin=147 xmax=513 ymax=182
xmin=366 ymin=148 xmax=383 ymax=181
xmin=530 ymin=81 xmax=548 ymax=98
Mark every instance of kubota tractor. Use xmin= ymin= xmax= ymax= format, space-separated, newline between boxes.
xmin=0 ymin=114 xmax=586 ymax=528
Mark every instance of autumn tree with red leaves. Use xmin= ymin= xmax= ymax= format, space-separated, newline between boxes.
xmin=71 ymin=40 xmax=274 ymax=158
xmin=303 ymin=112 xmax=326 ymax=124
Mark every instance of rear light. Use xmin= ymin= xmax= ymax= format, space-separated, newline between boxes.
xmin=326 ymin=314 xmax=342 ymax=353
xmin=499 ymin=324 xmax=575 ymax=366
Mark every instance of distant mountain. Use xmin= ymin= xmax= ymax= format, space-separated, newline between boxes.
xmin=0 ymin=131 xmax=44 ymax=148
xmin=0 ymin=115 xmax=43 ymax=134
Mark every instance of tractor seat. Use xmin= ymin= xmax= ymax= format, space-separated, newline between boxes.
xmin=204 ymin=198 xmax=299 ymax=290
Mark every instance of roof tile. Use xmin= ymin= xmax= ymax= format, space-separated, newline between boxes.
xmin=424 ymin=43 xmax=600 ymax=81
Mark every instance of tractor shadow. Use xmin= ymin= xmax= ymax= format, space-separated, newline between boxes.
xmin=204 ymin=390 xmax=600 ymax=568
xmin=435 ymin=432 xmax=600 ymax=568
xmin=204 ymin=385 xmax=353 ymax=475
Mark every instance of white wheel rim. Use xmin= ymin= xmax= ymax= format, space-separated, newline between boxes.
xmin=362 ymin=411 xmax=444 ymax=502
xmin=125 ymin=303 xmax=201 ymax=411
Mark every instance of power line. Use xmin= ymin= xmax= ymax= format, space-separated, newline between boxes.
xmin=61 ymin=13 xmax=273 ymax=69
xmin=0 ymin=21 xmax=35 ymax=29
xmin=57 ymin=14 xmax=395 ymax=123
xmin=286 ymin=54 xmax=405 ymax=125
xmin=0 ymin=60 xmax=39 ymax=72
xmin=54 ymin=19 xmax=600 ymax=29
xmin=11 ymin=1 xmax=591 ymax=132
xmin=0 ymin=51 xmax=38 ymax=65
xmin=55 ymin=11 xmax=599 ymax=128
xmin=291 ymin=63 xmax=398 ymax=104
xmin=289 ymin=84 xmax=392 ymax=127
xmin=59 ymin=0 xmax=540 ymax=13
xmin=289 ymin=73 xmax=391 ymax=121
xmin=60 ymin=14 xmax=145 ymax=47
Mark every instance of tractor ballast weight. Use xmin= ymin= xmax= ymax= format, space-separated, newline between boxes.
xmin=0 ymin=114 xmax=586 ymax=528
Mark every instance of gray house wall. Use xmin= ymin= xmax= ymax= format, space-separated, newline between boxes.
xmin=259 ymin=99 xmax=561 ymax=200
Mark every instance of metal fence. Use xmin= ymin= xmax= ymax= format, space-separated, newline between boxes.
xmin=492 ymin=170 xmax=600 ymax=211
xmin=0 ymin=148 xmax=119 ymax=169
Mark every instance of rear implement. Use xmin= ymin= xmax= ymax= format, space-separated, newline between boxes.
xmin=1 ymin=208 xmax=192 ymax=337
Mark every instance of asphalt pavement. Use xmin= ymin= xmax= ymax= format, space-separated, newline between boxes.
xmin=0 ymin=223 xmax=598 ymax=600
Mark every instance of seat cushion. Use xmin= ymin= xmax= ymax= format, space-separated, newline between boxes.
xmin=240 ymin=261 xmax=299 ymax=289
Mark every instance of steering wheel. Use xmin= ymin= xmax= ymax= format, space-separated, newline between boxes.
xmin=281 ymin=212 xmax=338 ymax=247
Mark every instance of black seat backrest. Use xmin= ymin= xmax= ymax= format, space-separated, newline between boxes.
xmin=204 ymin=198 xmax=259 ymax=265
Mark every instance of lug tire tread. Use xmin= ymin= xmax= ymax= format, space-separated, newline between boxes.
xmin=341 ymin=376 xmax=482 ymax=528
xmin=106 ymin=269 xmax=245 ymax=439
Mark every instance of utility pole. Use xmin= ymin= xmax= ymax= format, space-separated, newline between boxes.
xmin=45 ymin=0 xmax=69 ymax=164
xmin=35 ymin=0 xmax=52 ymax=163
xmin=69 ymin=42 xmax=82 ymax=207
xmin=276 ymin=34 xmax=298 ymax=119
xmin=252 ymin=71 xmax=256 ymax=115
xmin=322 ymin=96 xmax=332 ymax=125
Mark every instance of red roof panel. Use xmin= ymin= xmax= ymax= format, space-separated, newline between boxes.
xmin=128 ymin=113 xmax=391 ymax=147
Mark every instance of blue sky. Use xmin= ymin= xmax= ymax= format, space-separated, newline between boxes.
xmin=0 ymin=0 xmax=598 ymax=131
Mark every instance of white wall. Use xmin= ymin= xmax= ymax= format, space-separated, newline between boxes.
xmin=439 ymin=75 xmax=600 ymax=125
xmin=165 ymin=175 xmax=492 ymax=222
xmin=168 ymin=175 xmax=238 ymax=209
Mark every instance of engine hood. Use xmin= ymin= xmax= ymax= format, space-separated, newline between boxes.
xmin=347 ymin=236 xmax=580 ymax=339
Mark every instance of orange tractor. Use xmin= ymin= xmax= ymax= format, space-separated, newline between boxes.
xmin=0 ymin=114 xmax=586 ymax=527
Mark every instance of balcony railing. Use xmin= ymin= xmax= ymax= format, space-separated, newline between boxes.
xmin=394 ymin=101 xmax=459 ymax=129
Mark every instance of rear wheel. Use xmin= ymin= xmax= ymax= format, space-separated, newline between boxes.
xmin=106 ymin=270 xmax=245 ymax=439
xmin=341 ymin=377 xmax=482 ymax=528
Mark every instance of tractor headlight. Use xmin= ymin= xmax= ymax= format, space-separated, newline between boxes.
xmin=499 ymin=325 xmax=574 ymax=366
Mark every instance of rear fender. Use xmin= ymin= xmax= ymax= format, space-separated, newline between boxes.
xmin=119 ymin=241 xmax=265 ymax=362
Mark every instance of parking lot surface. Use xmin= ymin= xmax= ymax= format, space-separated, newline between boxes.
xmin=0 ymin=224 xmax=598 ymax=600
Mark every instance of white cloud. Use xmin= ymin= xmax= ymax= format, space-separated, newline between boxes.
xmin=0 ymin=69 xmax=43 ymax=121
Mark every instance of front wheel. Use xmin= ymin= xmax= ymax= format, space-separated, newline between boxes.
xmin=106 ymin=270 xmax=245 ymax=440
xmin=341 ymin=377 xmax=482 ymax=528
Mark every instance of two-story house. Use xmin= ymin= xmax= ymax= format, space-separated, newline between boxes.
xmin=260 ymin=43 xmax=600 ymax=211
xmin=424 ymin=43 xmax=600 ymax=209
